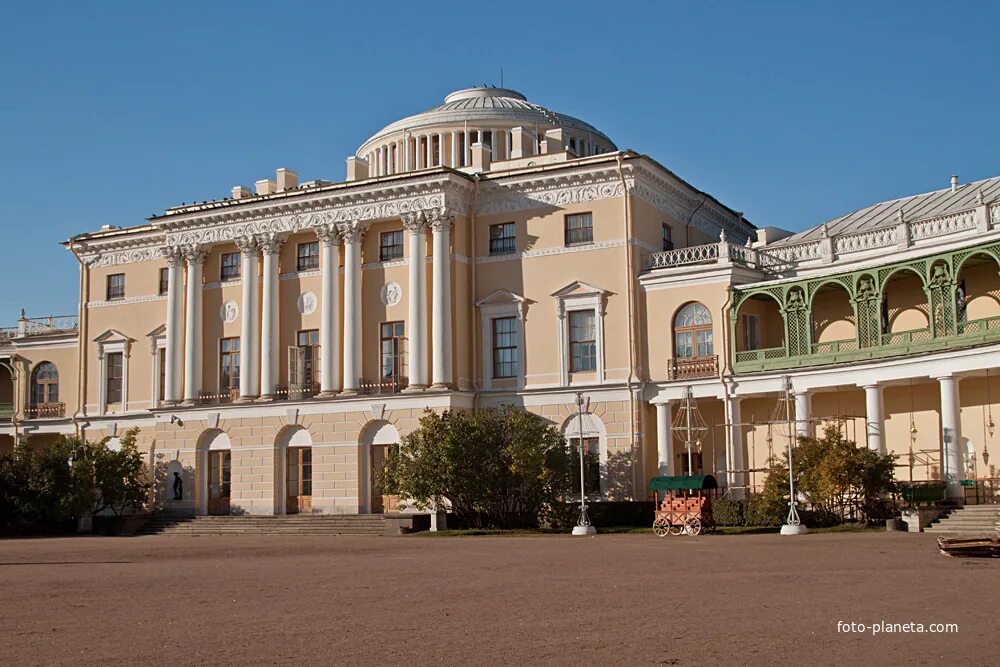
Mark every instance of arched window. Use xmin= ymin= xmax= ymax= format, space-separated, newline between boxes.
xmin=31 ymin=362 xmax=59 ymax=405
xmin=674 ymin=303 xmax=713 ymax=358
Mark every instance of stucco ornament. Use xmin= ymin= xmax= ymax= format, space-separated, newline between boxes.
xmin=220 ymin=300 xmax=239 ymax=323
xmin=380 ymin=282 xmax=402 ymax=306
xmin=298 ymin=291 xmax=318 ymax=315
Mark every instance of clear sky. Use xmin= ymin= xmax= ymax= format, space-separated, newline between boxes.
xmin=2 ymin=1 xmax=998 ymax=320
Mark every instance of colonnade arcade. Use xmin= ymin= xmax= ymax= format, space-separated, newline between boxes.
xmin=160 ymin=207 xmax=457 ymax=406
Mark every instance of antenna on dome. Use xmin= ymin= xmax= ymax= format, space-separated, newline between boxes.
xmin=500 ymin=66 xmax=504 ymax=88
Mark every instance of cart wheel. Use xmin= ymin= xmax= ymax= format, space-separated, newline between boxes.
xmin=652 ymin=516 xmax=669 ymax=538
xmin=668 ymin=522 xmax=683 ymax=536
xmin=684 ymin=517 xmax=702 ymax=536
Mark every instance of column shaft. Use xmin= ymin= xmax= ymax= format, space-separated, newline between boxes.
xmin=726 ymin=396 xmax=743 ymax=493
xmin=430 ymin=212 xmax=453 ymax=388
xmin=238 ymin=237 xmax=260 ymax=399
xmin=164 ymin=250 xmax=184 ymax=404
xmin=318 ymin=227 xmax=341 ymax=395
xmin=341 ymin=225 xmax=364 ymax=393
xmin=259 ymin=236 xmax=282 ymax=399
xmin=794 ymin=391 xmax=810 ymax=437
xmin=863 ymin=384 xmax=884 ymax=454
xmin=937 ymin=375 xmax=964 ymax=498
xmin=404 ymin=215 xmax=428 ymax=388
xmin=182 ymin=248 xmax=205 ymax=403
xmin=655 ymin=402 xmax=672 ymax=476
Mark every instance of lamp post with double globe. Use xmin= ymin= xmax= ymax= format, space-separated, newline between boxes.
xmin=572 ymin=392 xmax=596 ymax=536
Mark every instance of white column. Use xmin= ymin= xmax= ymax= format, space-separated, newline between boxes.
xmin=182 ymin=246 xmax=206 ymax=404
xmin=450 ymin=130 xmax=458 ymax=167
xmin=937 ymin=375 xmax=964 ymax=499
xmin=490 ymin=130 xmax=498 ymax=161
xmin=863 ymin=383 xmax=884 ymax=454
xmin=437 ymin=132 xmax=445 ymax=166
xmin=403 ymin=213 xmax=428 ymax=389
xmin=259 ymin=234 xmax=283 ymax=400
xmin=725 ymin=395 xmax=743 ymax=494
xmin=404 ymin=136 xmax=411 ymax=171
xmin=317 ymin=225 xmax=341 ymax=396
xmin=429 ymin=209 xmax=453 ymax=388
xmin=164 ymin=248 xmax=184 ymax=404
xmin=655 ymin=401 xmax=672 ymax=476
xmin=425 ymin=134 xmax=432 ymax=168
xmin=504 ymin=130 xmax=512 ymax=160
xmin=415 ymin=137 xmax=424 ymax=169
xmin=464 ymin=128 xmax=471 ymax=165
xmin=341 ymin=223 xmax=365 ymax=394
xmin=794 ymin=390 xmax=810 ymax=437
xmin=237 ymin=235 xmax=260 ymax=400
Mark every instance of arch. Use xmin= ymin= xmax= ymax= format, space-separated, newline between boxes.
xmin=954 ymin=251 xmax=1000 ymax=324
xmin=810 ymin=282 xmax=856 ymax=345
xmin=673 ymin=301 xmax=713 ymax=359
xmin=734 ymin=293 xmax=784 ymax=352
xmin=195 ymin=429 xmax=231 ymax=515
xmin=275 ymin=426 xmax=313 ymax=515
xmin=30 ymin=361 xmax=59 ymax=407
xmin=560 ymin=411 xmax=608 ymax=497
xmin=0 ymin=359 xmax=14 ymax=381
xmin=880 ymin=267 xmax=929 ymax=335
xmin=360 ymin=420 xmax=402 ymax=514
xmin=807 ymin=279 xmax=853 ymax=307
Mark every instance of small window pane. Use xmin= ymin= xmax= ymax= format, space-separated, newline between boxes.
xmin=297 ymin=242 xmax=319 ymax=272
xmin=380 ymin=231 xmax=404 ymax=262
xmin=106 ymin=274 xmax=125 ymax=300
xmin=221 ymin=253 xmax=241 ymax=281
xmin=159 ymin=268 xmax=169 ymax=295
xmin=564 ymin=213 xmax=593 ymax=246
xmin=569 ymin=310 xmax=597 ymax=372
xmin=489 ymin=223 xmax=516 ymax=255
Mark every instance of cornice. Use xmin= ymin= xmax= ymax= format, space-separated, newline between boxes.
xmin=476 ymin=164 xmax=626 ymax=216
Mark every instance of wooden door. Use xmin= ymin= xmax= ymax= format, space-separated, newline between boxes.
xmin=286 ymin=447 xmax=312 ymax=514
xmin=207 ymin=450 xmax=231 ymax=515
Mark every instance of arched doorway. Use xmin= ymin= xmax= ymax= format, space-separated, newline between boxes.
xmin=0 ymin=360 xmax=14 ymax=424
xmin=561 ymin=411 xmax=608 ymax=497
xmin=276 ymin=427 xmax=312 ymax=515
xmin=360 ymin=421 xmax=400 ymax=514
xmin=197 ymin=430 xmax=231 ymax=515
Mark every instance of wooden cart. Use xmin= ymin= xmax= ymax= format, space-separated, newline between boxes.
xmin=647 ymin=475 xmax=717 ymax=537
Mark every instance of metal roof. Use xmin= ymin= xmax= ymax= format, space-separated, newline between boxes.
xmin=771 ymin=175 xmax=1000 ymax=246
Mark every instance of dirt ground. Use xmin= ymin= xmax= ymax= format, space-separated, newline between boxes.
xmin=0 ymin=531 xmax=996 ymax=666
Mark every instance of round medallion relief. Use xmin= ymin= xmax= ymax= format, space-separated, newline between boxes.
xmin=298 ymin=291 xmax=318 ymax=315
xmin=220 ymin=300 xmax=239 ymax=323
xmin=380 ymin=282 xmax=402 ymax=307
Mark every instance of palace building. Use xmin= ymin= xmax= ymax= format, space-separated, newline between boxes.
xmin=1 ymin=85 xmax=997 ymax=515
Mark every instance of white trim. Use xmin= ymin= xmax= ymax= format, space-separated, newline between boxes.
xmin=477 ymin=291 xmax=527 ymax=391
xmin=87 ymin=294 xmax=168 ymax=309
xmin=552 ymin=281 xmax=608 ymax=387
xmin=94 ymin=329 xmax=133 ymax=415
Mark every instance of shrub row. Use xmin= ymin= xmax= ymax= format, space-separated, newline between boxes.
xmin=710 ymin=497 xmax=785 ymax=527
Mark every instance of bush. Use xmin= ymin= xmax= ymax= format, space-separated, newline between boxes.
xmin=711 ymin=498 xmax=744 ymax=526
xmin=384 ymin=407 xmax=573 ymax=529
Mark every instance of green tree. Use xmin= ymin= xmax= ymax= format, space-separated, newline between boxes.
xmin=384 ymin=407 xmax=573 ymax=528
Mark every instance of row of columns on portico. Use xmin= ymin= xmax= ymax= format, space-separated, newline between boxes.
xmin=367 ymin=130 xmax=530 ymax=176
xmin=651 ymin=375 xmax=966 ymax=499
xmin=161 ymin=207 xmax=456 ymax=405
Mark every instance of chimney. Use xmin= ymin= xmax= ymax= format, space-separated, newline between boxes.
xmin=276 ymin=168 xmax=298 ymax=192
xmin=346 ymin=156 xmax=370 ymax=182
xmin=542 ymin=128 xmax=565 ymax=154
xmin=510 ymin=126 xmax=533 ymax=159
xmin=951 ymin=175 xmax=958 ymax=192
xmin=471 ymin=142 xmax=491 ymax=173
xmin=255 ymin=179 xmax=277 ymax=196
xmin=231 ymin=185 xmax=252 ymax=199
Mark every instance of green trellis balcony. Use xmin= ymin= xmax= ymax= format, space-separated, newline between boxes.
xmin=731 ymin=240 xmax=1000 ymax=373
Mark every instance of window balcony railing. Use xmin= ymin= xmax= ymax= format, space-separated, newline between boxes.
xmin=197 ymin=389 xmax=240 ymax=405
xmin=24 ymin=402 xmax=65 ymax=419
xmin=0 ymin=402 xmax=13 ymax=422
xmin=274 ymin=383 xmax=321 ymax=401
xmin=358 ymin=375 xmax=409 ymax=395
xmin=668 ymin=355 xmax=719 ymax=380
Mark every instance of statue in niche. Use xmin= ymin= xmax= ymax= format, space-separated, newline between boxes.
xmin=786 ymin=288 xmax=805 ymax=309
xmin=856 ymin=277 xmax=876 ymax=300
xmin=929 ymin=263 xmax=950 ymax=288
xmin=172 ymin=471 xmax=183 ymax=501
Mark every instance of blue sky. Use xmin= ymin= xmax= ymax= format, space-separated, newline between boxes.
xmin=2 ymin=1 xmax=998 ymax=319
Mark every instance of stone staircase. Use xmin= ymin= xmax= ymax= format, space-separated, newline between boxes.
xmin=137 ymin=514 xmax=387 ymax=536
xmin=924 ymin=505 xmax=1000 ymax=535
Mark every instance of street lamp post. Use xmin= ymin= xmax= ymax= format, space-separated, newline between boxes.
xmin=572 ymin=392 xmax=596 ymax=536
xmin=777 ymin=377 xmax=807 ymax=535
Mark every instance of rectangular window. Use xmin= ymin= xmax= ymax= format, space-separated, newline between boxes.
xmin=158 ymin=348 xmax=166 ymax=405
xmin=662 ymin=224 xmax=674 ymax=251
xmin=221 ymin=252 xmax=241 ymax=281
xmin=297 ymin=329 xmax=320 ymax=387
xmin=159 ymin=268 xmax=169 ymax=295
xmin=489 ymin=222 xmax=516 ymax=255
xmin=569 ymin=438 xmax=601 ymax=495
xmin=742 ymin=314 xmax=760 ymax=351
xmin=569 ymin=310 xmax=597 ymax=372
xmin=220 ymin=338 xmax=240 ymax=395
xmin=380 ymin=321 xmax=405 ymax=379
xmin=564 ymin=213 xmax=593 ymax=246
xmin=492 ymin=317 xmax=518 ymax=379
xmin=297 ymin=242 xmax=319 ymax=272
xmin=106 ymin=274 xmax=125 ymax=301
xmin=379 ymin=230 xmax=404 ymax=262
xmin=106 ymin=352 xmax=124 ymax=405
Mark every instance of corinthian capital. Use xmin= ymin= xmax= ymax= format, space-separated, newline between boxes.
xmin=236 ymin=234 xmax=259 ymax=256
xmin=257 ymin=232 xmax=286 ymax=255
xmin=426 ymin=206 xmax=455 ymax=232
xmin=182 ymin=244 xmax=208 ymax=265
xmin=315 ymin=223 xmax=340 ymax=246
xmin=338 ymin=221 xmax=367 ymax=244
xmin=401 ymin=211 xmax=428 ymax=233
xmin=165 ymin=246 xmax=185 ymax=267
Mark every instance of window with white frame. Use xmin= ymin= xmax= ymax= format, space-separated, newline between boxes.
xmin=94 ymin=329 xmax=131 ymax=414
xmin=476 ymin=289 xmax=527 ymax=390
xmin=552 ymin=281 xmax=607 ymax=386
xmin=568 ymin=310 xmax=597 ymax=372
xmin=492 ymin=317 xmax=518 ymax=379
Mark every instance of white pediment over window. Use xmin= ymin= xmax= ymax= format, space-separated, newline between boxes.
xmin=476 ymin=289 xmax=529 ymax=319
xmin=146 ymin=324 xmax=167 ymax=355
xmin=551 ymin=281 xmax=608 ymax=386
xmin=94 ymin=329 xmax=134 ymax=355
xmin=551 ymin=281 xmax=609 ymax=317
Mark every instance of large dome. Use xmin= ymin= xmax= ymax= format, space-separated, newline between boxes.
xmin=352 ymin=87 xmax=616 ymax=177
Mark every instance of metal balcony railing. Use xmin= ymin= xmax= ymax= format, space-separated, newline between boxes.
xmin=667 ymin=355 xmax=719 ymax=381
xmin=358 ymin=375 xmax=409 ymax=395
xmin=24 ymin=402 xmax=65 ymax=419
xmin=0 ymin=402 xmax=13 ymax=422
